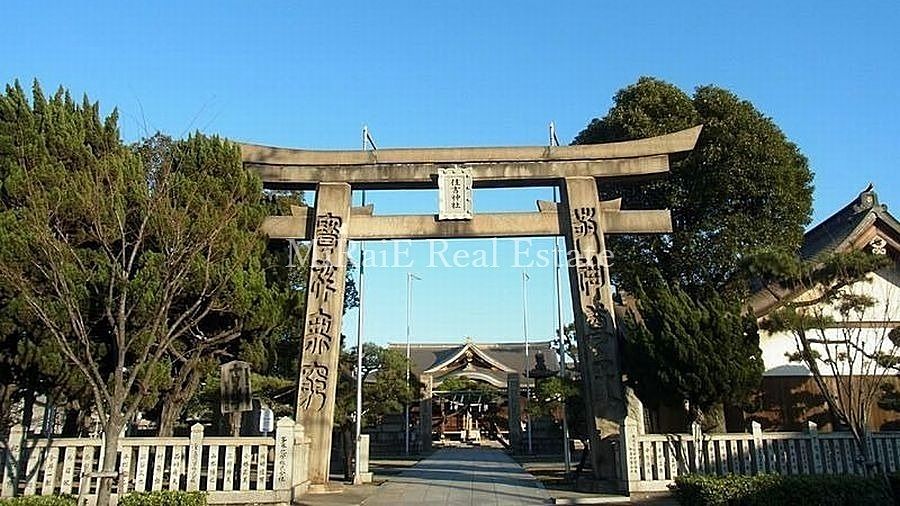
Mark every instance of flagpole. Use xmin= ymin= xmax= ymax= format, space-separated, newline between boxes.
xmin=550 ymin=121 xmax=572 ymax=474
xmin=353 ymin=126 xmax=369 ymax=484
xmin=522 ymin=269 xmax=532 ymax=454
xmin=405 ymin=272 xmax=421 ymax=455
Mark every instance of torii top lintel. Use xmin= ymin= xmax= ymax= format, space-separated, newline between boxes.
xmin=240 ymin=126 xmax=701 ymax=190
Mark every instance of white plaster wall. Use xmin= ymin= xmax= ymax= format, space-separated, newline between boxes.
xmin=759 ymin=266 xmax=900 ymax=377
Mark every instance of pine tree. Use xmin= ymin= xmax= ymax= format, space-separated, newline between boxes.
xmin=0 ymin=81 xmax=273 ymax=505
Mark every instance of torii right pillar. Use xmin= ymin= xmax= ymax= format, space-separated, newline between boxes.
xmin=561 ymin=176 xmax=626 ymax=482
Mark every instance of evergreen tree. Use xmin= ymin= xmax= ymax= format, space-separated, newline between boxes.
xmin=574 ymin=77 xmax=813 ymax=297
xmin=622 ymin=271 xmax=763 ymax=430
xmin=0 ymin=81 xmax=272 ymax=505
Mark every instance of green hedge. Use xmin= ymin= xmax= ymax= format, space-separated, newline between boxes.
xmin=118 ymin=491 xmax=207 ymax=506
xmin=0 ymin=497 xmax=76 ymax=506
xmin=890 ymin=472 xmax=900 ymax=505
xmin=672 ymin=474 xmax=891 ymax=506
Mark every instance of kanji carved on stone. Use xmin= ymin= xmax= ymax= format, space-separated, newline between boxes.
xmin=314 ymin=212 xmax=343 ymax=254
xmin=304 ymin=308 xmax=333 ymax=355
xmin=299 ymin=362 xmax=329 ymax=411
xmin=573 ymin=207 xmax=597 ymax=237
xmin=310 ymin=259 xmax=338 ymax=302
xmin=575 ymin=254 xmax=607 ymax=296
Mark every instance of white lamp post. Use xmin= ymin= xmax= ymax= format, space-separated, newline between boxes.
xmin=522 ymin=269 xmax=533 ymax=454
xmin=405 ymin=272 xmax=421 ymax=455
xmin=550 ymin=121 xmax=572 ymax=473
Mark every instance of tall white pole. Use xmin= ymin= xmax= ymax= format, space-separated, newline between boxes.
xmin=353 ymin=126 xmax=368 ymax=484
xmin=522 ymin=270 xmax=532 ymax=454
xmin=405 ymin=272 xmax=413 ymax=455
xmin=550 ymin=122 xmax=572 ymax=473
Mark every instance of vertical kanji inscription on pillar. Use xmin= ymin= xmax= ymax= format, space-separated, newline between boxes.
xmin=561 ymin=176 xmax=626 ymax=481
xmin=296 ymin=182 xmax=351 ymax=486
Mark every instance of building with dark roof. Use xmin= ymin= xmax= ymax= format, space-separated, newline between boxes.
xmin=745 ymin=184 xmax=900 ymax=431
xmin=387 ymin=339 xmax=560 ymax=389
xmin=370 ymin=339 xmax=563 ymax=451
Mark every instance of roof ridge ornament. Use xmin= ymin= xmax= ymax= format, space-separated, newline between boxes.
xmin=854 ymin=183 xmax=879 ymax=213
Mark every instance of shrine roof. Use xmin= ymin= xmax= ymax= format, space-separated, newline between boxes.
xmin=387 ymin=340 xmax=560 ymax=385
xmin=750 ymin=184 xmax=900 ymax=316
xmin=799 ymin=184 xmax=900 ymax=260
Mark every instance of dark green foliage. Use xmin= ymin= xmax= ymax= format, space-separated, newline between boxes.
xmin=672 ymin=473 xmax=890 ymax=506
xmin=438 ymin=376 xmax=495 ymax=394
xmin=0 ymin=80 xmax=276 ymax=504
xmin=0 ymin=80 xmax=272 ymax=422
xmin=623 ymin=271 xmax=763 ymax=426
xmin=118 ymin=491 xmax=206 ymax=506
xmin=890 ymin=472 xmax=900 ymax=504
xmin=574 ymin=77 xmax=813 ymax=297
xmin=0 ymin=80 xmax=115 ymax=431
xmin=879 ymin=383 xmax=900 ymax=413
xmin=0 ymin=497 xmax=76 ymax=506
xmin=333 ymin=343 xmax=419 ymax=477
xmin=531 ymin=376 xmax=579 ymax=418
xmin=531 ymin=375 xmax=587 ymax=438
xmin=335 ymin=344 xmax=418 ymax=428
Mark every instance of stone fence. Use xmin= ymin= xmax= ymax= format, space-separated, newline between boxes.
xmin=1 ymin=417 xmax=310 ymax=505
xmin=619 ymin=417 xmax=900 ymax=492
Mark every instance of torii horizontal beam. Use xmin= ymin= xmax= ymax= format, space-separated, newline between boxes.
xmin=240 ymin=126 xmax=701 ymax=190
xmin=261 ymin=201 xmax=672 ymax=240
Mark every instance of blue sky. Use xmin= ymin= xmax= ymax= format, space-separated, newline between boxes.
xmin=2 ymin=1 xmax=898 ymax=346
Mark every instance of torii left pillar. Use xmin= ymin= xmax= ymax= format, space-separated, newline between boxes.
xmin=295 ymin=182 xmax=352 ymax=488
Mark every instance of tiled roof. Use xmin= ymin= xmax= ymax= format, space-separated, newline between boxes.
xmin=387 ymin=340 xmax=561 ymax=387
xmin=750 ymin=184 xmax=900 ymax=316
xmin=799 ymin=184 xmax=900 ymax=260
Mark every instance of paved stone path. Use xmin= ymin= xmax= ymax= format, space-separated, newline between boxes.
xmin=362 ymin=448 xmax=550 ymax=505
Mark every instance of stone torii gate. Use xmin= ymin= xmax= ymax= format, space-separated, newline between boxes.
xmin=240 ymin=126 xmax=700 ymax=487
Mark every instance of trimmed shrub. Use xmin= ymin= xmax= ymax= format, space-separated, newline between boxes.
xmin=118 ymin=491 xmax=207 ymax=506
xmin=890 ymin=472 xmax=900 ymax=505
xmin=0 ymin=497 xmax=76 ymax=506
xmin=672 ymin=473 xmax=891 ymax=506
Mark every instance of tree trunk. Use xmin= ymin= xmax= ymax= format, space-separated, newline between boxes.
xmin=696 ymin=404 xmax=726 ymax=433
xmin=61 ymin=408 xmax=80 ymax=437
xmin=21 ymin=389 xmax=36 ymax=433
xmin=157 ymin=399 xmax=181 ymax=437
xmin=95 ymin=414 xmax=125 ymax=506
xmin=341 ymin=424 xmax=354 ymax=481
xmin=157 ymin=361 xmax=207 ymax=437
xmin=0 ymin=383 xmax=15 ymax=432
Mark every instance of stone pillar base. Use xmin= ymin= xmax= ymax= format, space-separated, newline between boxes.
xmin=307 ymin=483 xmax=345 ymax=494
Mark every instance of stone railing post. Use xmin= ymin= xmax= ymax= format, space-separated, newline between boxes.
xmin=691 ymin=421 xmax=703 ymax=473
xmin=750 ymin=421 xmax=763 ymax=474
xmin=273 ymin=417 xmax=294 ymax=497
xmin=1 ymin=424 xmax=24 ymax=497
xmin=806 ymin=421 xmax=822 ymax=474
xmin=620 ymin=417 xmax=640 ymax=492
xmin=291 ymin=420 xmax=310 ymax=499
xmin=187 ymin=423 xmax=204 ymax=491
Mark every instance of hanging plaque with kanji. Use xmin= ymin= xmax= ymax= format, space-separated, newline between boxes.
xmin=438 ymin=166 xmax=473 ymax=220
